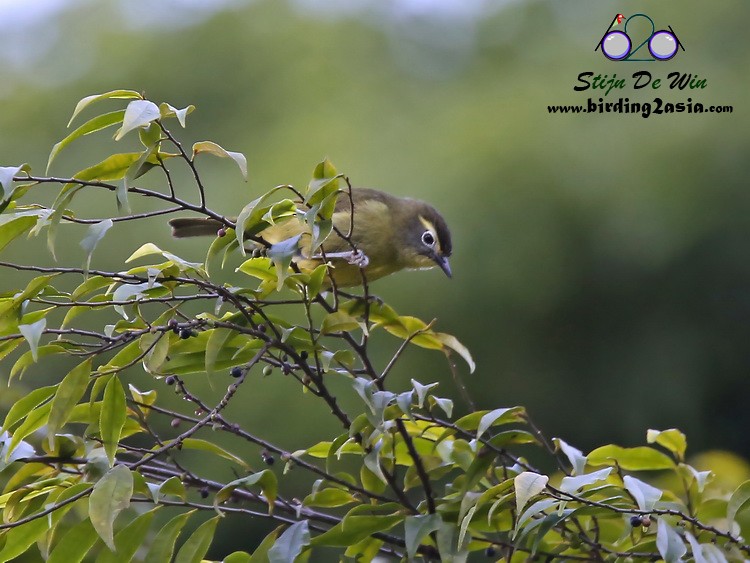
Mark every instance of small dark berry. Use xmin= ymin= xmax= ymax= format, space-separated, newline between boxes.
xmin=230 ymin=367 xmax=243 ymax=378
xmin=262 ymin=453 xmax=275 ymax=465
xmin=485 ymin=546 xmax=497 ymax=557
xmin=257 ymin=323 xmax=266 ymax=333
xmin=217 ymin=228 xmax=227 ymax=237
xmin=300 ymin=350 xmax=309 ymax=360
xmin=170 ymin=418 xmax=181 ymax=428
xmin=281 ymin=364 xmax=290 ymax=375
xmin=641 ymin=516 xmax=652 ymax=527
xmin=168 ymin=319 xmax=178 ymax=328
xmin=179 ymin=329 xmax=192 ymax=339
xmin=172 ymin=326 xmax=180 ymax=334
xmin=199 ymin=487 xmax=209 ymax=499
xmin=165 ymin=376 xmax=176 ymax=386
xmin=630 ymin=515 xmax=643 ymax=527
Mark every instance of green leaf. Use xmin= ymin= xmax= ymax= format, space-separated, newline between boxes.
xmin=95 ymin=507 xmax=157 ymax=563
xmin=73 ymin=152 xmax=142 ymax=182
xmin=174 ymin=516 xmax=220 ymax=563
xmin=5 ymin=401 xmax=51 ymax=459
xmin=656 ymin=519 xmax=687 ymax=563
xmin=312 ymin=512 xmax=403 ymax=547
xmin=223 ymin=553 xmax=251 ymax=563
xmin=179 ymin=438 xmax=249 ymax=469
xmin=303 ymin=488 xmax=357 ymax=508
xmin=514 ymin=471 xmax=548 ymax=516
xmin=268 ymin=520 xmax=310 ymax=563
xmin=647 ymin=428 xmax=687 ymax=461
xmin=115 ymin=100 xmax=160 ymax=141
xmin=47 ymin=518 xmax=98 ymax=563
xmin=455 ymin=406 xmax=525 ymax=433
xmin=47 ymin=110 xmax=125 ymax=173
xmin=268 ymin=234 xmax=302 ymax=291
xmin=2 ymin=384 xmax=55 ymax=431
xmin=68 ymin=90 xmax=141 ymax=127
xmin=623 ymin=475 xmax=663 ymax=511
xmin=80 ymin=219 xmax=113 ymax=272
xmin=100 ymin=376 xmax=126 ymax=467
xmin=205 ymin=327 xmax=235 ymax=374
xmin=306 ymin=158 xmax=340 ymax=205
xmin=192 ymin=141 xmax=248 ymax=180
xmin=0 ymin=513 xmax=52 ymax=562
xmin=587 ymin=445 xmax=675 ymax=471
xmin=404 ymin=514 xmax=442 ymax=560
xmin=18 ymin=318 xmax=45 ymax=362
xmin=475 ymin=407 xmax=524 ymax=440
xmin=215 ymin=470 xmax=277 ymax=514
xmin=47 ymin=358 xmax=92 ymax=448
xmin=0 ymin=215 xmax=37 ymax=253
xmin=248 ymin=526 xmax=284 ymax=563
xmin=727 ymin=479 xmax=750 ymax=524
xmin=434 ymin=332 xmax=475 ymax=373
xmin=321 ymin=311 xmax=362 ymax=335
xmin=144 ymin=511 xmax=193 ymax=563
xmin=89 ymin=465 xmax=133 ymax=551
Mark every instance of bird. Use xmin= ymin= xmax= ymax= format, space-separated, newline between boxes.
xmin=169 ymin=187 xmax=452 ymax=287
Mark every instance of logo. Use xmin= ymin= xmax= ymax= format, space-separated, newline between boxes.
xmin=596 ymin=13 xmax=685 ymax=62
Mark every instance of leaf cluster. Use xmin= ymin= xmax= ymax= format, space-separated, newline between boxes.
xmin=0 ymin=92 xmax=747 ymax=562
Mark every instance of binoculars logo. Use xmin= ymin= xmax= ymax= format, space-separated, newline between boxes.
xmin=596 ymin=13 xmax=685 ymax=62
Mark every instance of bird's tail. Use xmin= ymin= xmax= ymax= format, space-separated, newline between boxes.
xmin=169 ymin=218 xmax=224 ymax=238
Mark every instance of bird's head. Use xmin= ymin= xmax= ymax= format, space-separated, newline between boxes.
xmin=395 ymin=200 xmax=452 ymax=278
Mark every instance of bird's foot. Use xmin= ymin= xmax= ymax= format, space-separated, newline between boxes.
xmin=312 ymin=249 xmax=370 ymax=269
xmin=346 ymin=249 xmax=369 ymax=268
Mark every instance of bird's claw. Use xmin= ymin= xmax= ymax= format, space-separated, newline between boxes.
xmin=346 ymin=250 xmax=369 ymax=268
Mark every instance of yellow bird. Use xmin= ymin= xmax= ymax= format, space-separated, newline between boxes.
xmin=169 ymin=188 xmax=452 ymax=287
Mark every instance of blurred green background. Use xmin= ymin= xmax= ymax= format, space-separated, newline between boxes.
xmin=1 ymin=0 xmax=749 ymax=557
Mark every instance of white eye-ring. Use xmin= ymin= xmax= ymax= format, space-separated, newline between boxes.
xmin=421 ymin=231 xmax=436 ymax=247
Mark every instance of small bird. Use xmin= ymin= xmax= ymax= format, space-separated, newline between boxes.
xmin=169 ymin=188 xmax=452 ymax=287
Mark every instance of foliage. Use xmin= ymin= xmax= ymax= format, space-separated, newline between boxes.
xmin=0 ymin=91 xmax=748 ymax=562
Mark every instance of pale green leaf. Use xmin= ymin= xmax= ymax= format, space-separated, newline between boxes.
xmin=727 ymin=479 xmax=750 ymax=524
xmin=560 ymin=468 xmax=612 ymax=494
xmin=192 ymin=141 xmax=247 ymax=180
xmin=647 ymin=428 xmax=687 ymax=461
xmin=268 ymin=520 xmax=310 ymax=563
xmin=404 ymin=514 xmax=442 ymax=560
xmin=18 ymin=318 xmax=46 ymax=362
xmin=553 ymin=437 xmax=587 ymax=475
xmin=80 ymin=219 xmax=113 ymax=272
xmin=115 ymin=100 xmax=160 ymax=141
xmin=623 ymin=475 xmax=663 ymax=512
xmin=656 ymin=518 xmax=687 ymax=563
xmin=89 ymin=465 xmax=133 ymax=551
xmin=514 ymin=471 xmax=548 ymax=516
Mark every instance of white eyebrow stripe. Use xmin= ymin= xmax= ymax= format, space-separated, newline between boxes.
xmin=418 ymin=216 xmax=441 ymax=252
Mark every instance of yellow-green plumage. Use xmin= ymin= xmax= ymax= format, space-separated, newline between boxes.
xmin=169 ymin=188 xmax=452 ymax=287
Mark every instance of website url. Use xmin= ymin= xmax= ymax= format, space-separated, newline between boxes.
xmin=548 ymin=98 xmax=733 ymax=118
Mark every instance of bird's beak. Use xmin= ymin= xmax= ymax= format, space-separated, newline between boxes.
xmin=434 ymin=255 xmax=452 ymax=278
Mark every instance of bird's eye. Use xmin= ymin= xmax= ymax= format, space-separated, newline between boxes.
xmin=421 ymin=231 xmax=435 ymax=247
